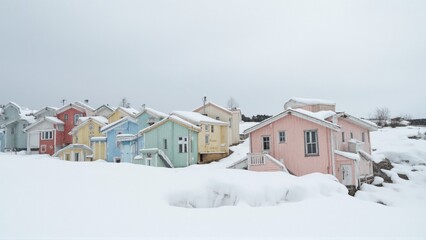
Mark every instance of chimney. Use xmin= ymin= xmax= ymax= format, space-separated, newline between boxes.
xmin=84 ymin=99 xmax=89 ymax=104
xmin=141 ymin=104 xmax=146 ymax=112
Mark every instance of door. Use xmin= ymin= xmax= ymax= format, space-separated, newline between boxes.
xmin=122 ymin=144 xmax=131 ymax=163
xmin=341 ymin=165 xmax=353 ymax=186
xmin=74 ymin=153 xmax=80 ymax=162
xmin=261 ymin=136 xmax=271 ymax=153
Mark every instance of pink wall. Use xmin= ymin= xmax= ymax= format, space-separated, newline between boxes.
xmin=334 ymin=118 xmax=371 ymax=153
xmin=249 ymin=114 xmax=333 ymax=176
xmin=334 ymin=154 xmax=356 ymax=185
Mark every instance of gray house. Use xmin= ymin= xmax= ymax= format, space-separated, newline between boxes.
xmin=0 ymin=102 xmax=35 ymax=151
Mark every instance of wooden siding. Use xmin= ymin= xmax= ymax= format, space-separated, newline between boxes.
xmin=144 ymin=121 xmax=198 ymax=167
xmin=56 ymin=108 xmax=86 ymax=145
xmin=198 ymin=123 xmax=229 ymax=154
xmin=335 ymin=118 xmax=372 ymax=153
xmin=249 ymin=114 xmax=333 ymax=176
xmin=73 ymin=119 xmax=105 ymax=146
xmin=334 ymin=154 xmax=356 ymax=186
xmin=194 ymin=104 xmax=240 ymax=145
xmin=92 ymin=141 xmax=107 ymax=160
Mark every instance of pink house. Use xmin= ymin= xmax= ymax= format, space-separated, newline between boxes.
xmin=243 ymin=98 xmax=377 ymax=190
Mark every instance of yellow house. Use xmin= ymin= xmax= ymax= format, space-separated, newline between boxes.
xmin=107 ymin=107 xmax=139 ymax=123
xmin=171 ymin=111 xmax=229 ymax=163
xmin=91 ymin=136 xmax=107 ymax=160
xmin=193 ymin=101 xmax=241 ymax=146
xmin=53 ymin=144 xmax=93 ymax=161
xmin=54 ymin=116 xmax=108 ymax=161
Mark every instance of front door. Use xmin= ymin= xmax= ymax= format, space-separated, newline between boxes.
xmin=341 ymin=165 xmax=353 ymax=186
xmin=74 ymin=153 xmax=80 ymax=162
xmin=261 ymin=136 xmax=271 ymax=153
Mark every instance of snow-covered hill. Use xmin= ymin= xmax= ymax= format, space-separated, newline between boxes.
xmin=0 ymin=127 xmax=425 ymax=239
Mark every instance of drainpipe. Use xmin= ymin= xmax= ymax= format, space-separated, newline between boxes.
xmin=330 ymin=129 xmax=336 ymax=176
xmin=53 ymin=129 xmax=57 ymax=155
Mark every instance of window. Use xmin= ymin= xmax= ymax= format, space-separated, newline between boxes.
xmin=278 ymin=131 xmax=286 ymax=143
xmin=205 ymin=125 xmax=209 ymax=132
xmin=164 ymin=139 xmax=168 ymax=150
xmin=342 ymin=132 xmax=345 ymax=143
xmin=350 ymin=132 xmax=353 ymax=139
xmin=229 ymin=118 xmax=232 ymax=128
xmin=40 ymin=145 xmax=46 ymax=153
xmin=11 ymin=127 xmax=15 ymax=135
xmin=262 ymin=136 xmax=270 ymax=151
xmin=64 ymin=114 xmax=68 ymax=121
xmin=89 ymin=124 xmax=94 ymax=130
xmin=178 ymin=137 xmax=188 ymax=153
xmin=74 ymin=114 xmax=82 ymax=126
xmin=216 ymin=116 xmax=220 ymax=120
xmin=211 ymin=125 xmax=214 ymax=133
xmin=41 ymin=131 xmax=53 ymax=140
xmin=205 ymin=135 xmax=209 ymax=144
xmin=305 ymin=130 xmax=319 ymax=156
xmin=362 ymin=132 xmax=365 ymax=142
xmin=65 ymin=154 xmax=70 ymax=160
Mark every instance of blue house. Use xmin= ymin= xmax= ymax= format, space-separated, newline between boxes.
xmin=0 ymin=129 xmax=4 ymax=152
xmin=100 ymin=117 xmax=139 ymax=162
xmin=0 ymin=102 xmax=35 ymax=152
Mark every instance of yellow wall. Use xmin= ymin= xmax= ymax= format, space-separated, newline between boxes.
xmin=198 ymin=123 xmax=229 ymax=154
xmin=107 ymin=109 xmax=132 ymax=123
xmin=194 ymin=104 xmax=241 ymax=145
xmin=73 ymin=120 xmax=105 ymax=146
xmin=92 ymin=141 xmax=106 ymax=160
xmin=57 ymin=148 xmax=92 ymax=161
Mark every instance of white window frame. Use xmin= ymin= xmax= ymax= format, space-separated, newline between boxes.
xmin=41 ymin=131 xmax=53 ymax=140
xmin=278 ymin=131 xmax=286 ymax=143
xmin=205 ymin=135 xmax=209 ymax=144
xmin=205 ymin=124 xmax=209 ymax=132
xmin=178 ymin=137 xmax=188 ymax=153
xmin=262 ymin=135 xmax=271 ymax=152
xmin=304 ymin=130 xmax=319 ymax=156
xmin=40 ymin=145 xmax=47 ymax=153
xmin=342 ymin=132 xmax=345 ymax=143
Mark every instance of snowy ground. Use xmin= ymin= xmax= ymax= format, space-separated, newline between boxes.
xmin=1 ymin=127 xmax=426 ymax=239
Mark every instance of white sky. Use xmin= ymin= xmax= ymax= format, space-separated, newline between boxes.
xmin=1 ymin=0 xmax=425 ymax=118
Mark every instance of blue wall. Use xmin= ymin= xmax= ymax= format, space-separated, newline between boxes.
xmin=105 ymin=120 xmax=139 ymax=162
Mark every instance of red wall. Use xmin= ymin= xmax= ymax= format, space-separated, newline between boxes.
xmin=56 ymin=108 xmax=86 ymax=145
xmin=39 ymin=130 xmax=65 ymax=156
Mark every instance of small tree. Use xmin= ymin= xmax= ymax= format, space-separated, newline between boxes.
xmin=374 ymin=107 xmax=390 ymax=127
xmin=227 ymin=97 xmax=239 ymax=110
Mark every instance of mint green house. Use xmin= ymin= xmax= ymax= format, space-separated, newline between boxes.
xmin=135 ymin=115 xmax=200 ymax=168
xmin=135 ymin=105 xmax=167 ymax=130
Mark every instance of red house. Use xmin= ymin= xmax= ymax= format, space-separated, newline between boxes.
xmin=55 ymin=102 xmax=95 ymax=145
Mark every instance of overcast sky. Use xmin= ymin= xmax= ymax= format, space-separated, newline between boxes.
xmin=1 ymin=0 xmax=425 ymax=118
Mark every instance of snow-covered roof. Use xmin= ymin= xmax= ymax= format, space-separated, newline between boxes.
xmin=116 ymin=134 xmax=137 ymax=142
xmin=288 ymin=97 xmax=336 ymax=106
xmin=292 ymin=108 xmax=336 ymax=121
xmin=56 ymin=102 xmax=93 ymax=115
xmin=78 ymin=116 xmax=108 ymax=125
xmin=70 ymin=117 xmax=108 ymax=135
xmin=90 ymin=136 xmax=107 ymax=142
xmin=117 ymin=107 xmax=139 ymax=117
xmin=75 ymin=102 xmax=95 ymax=112
xmin=337 ymin=113 xmax=378 ymax=131
xmin=101 ymin=116 xmax=137 ymax=133
xmin=171 ymin=111 xmax=228 ymax=126
xmin=243 ymin=108 xmax=340 ymax=135
xmin=136 ymin=106 xmax=167 ymax=119
xmin=23 ymin=117 xmax=64 ymax=132
xmin=193 ymin=101 xmax=234 ymax=115
xmin=53 ymin=144 xmax=93 ymax=157
xmin=34 ymin=106 xmax=58 ymax=117
xmin=335 ymin=150 xmax=360 ymax=161
xmin=95 ymin=104 xmax=115 ymax=112
xmin=138 ymin=115 xmax=201 ymax=135
xmin=45 ymin=116 xmax=64 ymax=125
